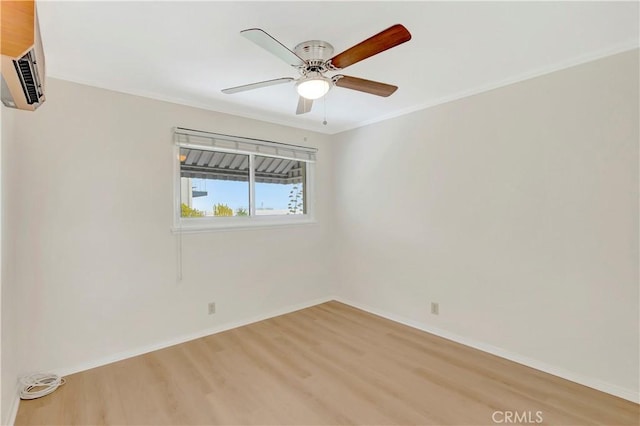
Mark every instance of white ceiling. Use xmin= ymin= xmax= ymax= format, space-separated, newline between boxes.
xmin=37 ymin=1 xmax=639 ymax=134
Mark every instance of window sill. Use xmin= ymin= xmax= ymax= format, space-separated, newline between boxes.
xmin=171 ymin=217 xmax=317 ymax=233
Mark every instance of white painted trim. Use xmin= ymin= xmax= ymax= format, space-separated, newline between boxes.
xmin=304 ymin=159 xmax=316 ymax=223
xmin=249 ymin=154 xmax=256 ymax=217
xmin=336 ymin=43 xmax=640 ymax=135
xmin=47 ymin=44 xmax=639 ymax=136
xmin=44 ymin=74 xmax=333 ymax=135
xmin=173 ymin=136 xmax=318 ymax=232
xmin=52 ymin=296 xmax=333 ymax=378
xmin=29 ymin=295 xmax=640 ymax=406
xmin=333 ymin=297 xmax=640 ymax=404
xmin=171 ymin=219 xmax=317 ymax=234
xmin=2 ymin=391 xmax=19 ymax=426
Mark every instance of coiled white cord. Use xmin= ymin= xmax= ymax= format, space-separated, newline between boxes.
xmin=19 ymin=373 xmax=65 ymax=400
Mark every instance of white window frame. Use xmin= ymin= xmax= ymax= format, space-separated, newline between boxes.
xmin=172 ymin=128 xmax=317 ymax=232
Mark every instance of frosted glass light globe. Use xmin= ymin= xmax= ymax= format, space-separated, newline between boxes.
xmin=296 ymin=77 xmax=330 ymax=100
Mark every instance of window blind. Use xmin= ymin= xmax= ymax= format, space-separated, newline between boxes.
xmin=174 ymin=127 xmax=317 ymax=162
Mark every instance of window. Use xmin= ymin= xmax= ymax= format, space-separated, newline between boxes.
xmin=254 ymin=156 xmax=306 ymax=216
xmin=174 ymin=128 xmax=316 ymax=230
xmin=179 ymin=148 xmax=250 ymax=218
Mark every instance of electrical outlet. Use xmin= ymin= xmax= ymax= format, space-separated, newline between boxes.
xmin=208 ymin=302 xmax=216 ymax=315
xmin=431 ymin=302 xmax=439 ymax=315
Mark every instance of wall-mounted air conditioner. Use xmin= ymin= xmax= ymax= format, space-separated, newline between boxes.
xmin=1 ymin=0 xmax=46 ymax=111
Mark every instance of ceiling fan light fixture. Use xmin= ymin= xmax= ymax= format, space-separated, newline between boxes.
xmin=222 ymin=25 xmax=412 ymax=115
xmin=296 ymin=75 xmax=331 ymax=100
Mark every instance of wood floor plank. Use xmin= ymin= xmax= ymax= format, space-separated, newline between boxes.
xmin=15 ymin=301 xmax=639 ymax=425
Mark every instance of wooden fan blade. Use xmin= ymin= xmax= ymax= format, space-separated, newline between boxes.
xmin=241 ymin=28 xmax=306 ymax=67
xmin=329 ymin=24 xmax=411 ymax=69
xmin=221 ymin=77 xmax=294 ymax=94
xmin=334 ymin=75 xmax=398 ymax=97
xmin=296 ymin=96 xmax=313 ymax=115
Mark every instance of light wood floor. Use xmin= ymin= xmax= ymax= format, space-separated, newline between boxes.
xmin=15 ymin=301 xmax=639 ymax=425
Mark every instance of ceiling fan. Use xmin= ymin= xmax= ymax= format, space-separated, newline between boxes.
xmin=221 ymin=24 xmax=412 ymax=115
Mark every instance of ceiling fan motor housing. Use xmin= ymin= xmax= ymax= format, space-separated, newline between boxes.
xmin=294 ymin=40 xmax=334 ymax=73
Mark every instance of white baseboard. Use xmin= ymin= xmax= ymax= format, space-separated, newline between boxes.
xmin=333 ymin=296 xmax=640 ymax=404
xmin=54 ymin=296 xmax=333 ymax=378
xmin=3 ymin=392 xmax=19 ymax=426
xmin=15 ymin=294 xmax=638 ymax=418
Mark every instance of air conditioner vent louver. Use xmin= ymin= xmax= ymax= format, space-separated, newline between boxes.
xmin=1 ymin=1 xmax=46 ymax=111
xmin=13 ymin=51 xmax=42 ymax=105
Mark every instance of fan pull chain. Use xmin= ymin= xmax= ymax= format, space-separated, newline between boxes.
xmin=323 ymin=95 xmax=327 ymax=125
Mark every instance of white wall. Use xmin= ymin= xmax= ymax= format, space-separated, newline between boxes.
xmin=1 ymin=50 xmax=638 ymax=424
xmin=1 ymin=105 xmax=18 ymax=425
xmin=1 ymin=78 xmax=333 ymax=423
xmin=0 ymin=102 xmax=5 ymax=423
xmin=333 ymin=50 xmax=639 ymax=399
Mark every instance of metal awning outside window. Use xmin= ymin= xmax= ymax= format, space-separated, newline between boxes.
xmin=175 ymin=127 xmax=315 ymax=185
xmin=180 ymin=148 xmax=305 ymax=184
